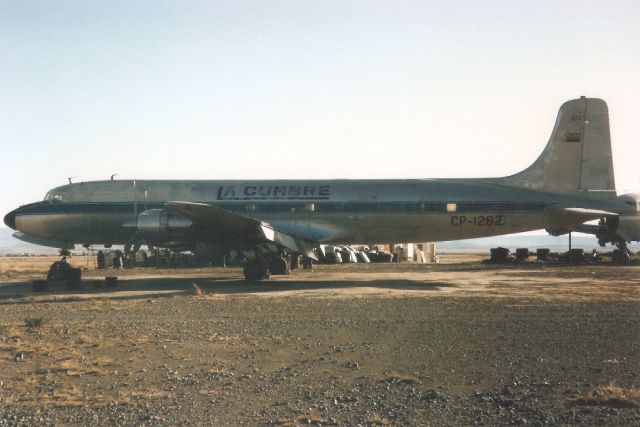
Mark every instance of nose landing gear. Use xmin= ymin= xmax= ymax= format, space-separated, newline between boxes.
xmin=47 ymin=250 xmax=72 ymax=281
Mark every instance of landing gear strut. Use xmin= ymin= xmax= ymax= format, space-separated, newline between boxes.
xmin=47 ymin=250 xmax=72 ymax=281
xmin=269 ymin=256 xmax=290 ymax=275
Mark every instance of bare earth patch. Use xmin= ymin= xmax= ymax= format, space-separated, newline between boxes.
xmin=0 ymin=255 xmax=638 ymax=425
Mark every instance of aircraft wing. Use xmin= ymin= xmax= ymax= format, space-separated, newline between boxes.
xmin=544 ymin=206 xmax=617 ymax=226
xmin=544 ymin=206 xmax=617 ymax=237
xmin=165 ymin=201 xmax=317 ymax=259
xmin=572 ymin=223 xmax=601 ymax=235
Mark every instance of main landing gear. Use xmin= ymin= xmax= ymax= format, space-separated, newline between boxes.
xmin=243 ymin=258 xmax=271 ymax=281
xmin=242 ymin=255 xmax=292 ymax=280
xmin=612 ymin=240 xmax=632 ymax=265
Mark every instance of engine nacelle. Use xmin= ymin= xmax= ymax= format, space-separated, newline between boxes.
xmin=136 ymin=209 xmax=193 ymax=246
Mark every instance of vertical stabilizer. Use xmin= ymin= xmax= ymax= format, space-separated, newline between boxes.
xmin=493 ymin=97 xmax=616 ymax=198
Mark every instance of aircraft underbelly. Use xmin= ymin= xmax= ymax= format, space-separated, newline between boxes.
xmin=16 ymin=208 xmax=555 ymax=248
xmin=16 ymin=212 xmax=132 ymax=244
xmin=273 ymin=212 xmax=551 ymax=244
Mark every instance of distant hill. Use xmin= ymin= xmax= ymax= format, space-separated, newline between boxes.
xmin=437 ymin=233 xmax=640 ymax=253
xmin=0 ymin=228 xmax=62 ymax=255
xmin=0 ymin=227 xmax=637 ymax=256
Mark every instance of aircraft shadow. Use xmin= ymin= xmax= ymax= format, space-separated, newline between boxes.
xmin=0 ymin=275 xmax=457 ymax=305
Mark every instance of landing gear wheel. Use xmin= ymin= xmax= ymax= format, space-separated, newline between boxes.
xmin=47 ymin=260 xmax=71 ymax=281
xmin=612 ymin=241 xmax=632 ymax=265
xmin=269 ymin=257 xmax=290 ymax=275
xmin=243 ymin=259 xmax=271 ymax=280
xmin=612 ymin=249 xmax=631 ymax=265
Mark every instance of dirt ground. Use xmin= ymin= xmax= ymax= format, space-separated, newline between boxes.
xmin=0 ymin=254 xmax=638 ymax=425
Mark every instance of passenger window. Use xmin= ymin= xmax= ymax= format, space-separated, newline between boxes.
xmin=446 ymin=203 xmax=457 ymax=212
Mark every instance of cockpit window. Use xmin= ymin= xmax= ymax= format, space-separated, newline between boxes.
xmin=44 ymin=191 xmax=62 ymax=203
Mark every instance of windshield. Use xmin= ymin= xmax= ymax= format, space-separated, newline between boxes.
xmin=44 ymin=191 xmax=63 ymax=203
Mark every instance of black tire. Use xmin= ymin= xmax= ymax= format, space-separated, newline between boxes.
xmin=379 ymin=252 xmax=393 ymax=263
xmin=243 ymin=260 xmax=271 ymax=280
xmin=269 ymin=257 xmax=290 ymax=275
xmin=47 ymin=261 xmax=71 ymax=281
xmin=536 ymin=248 xmax=550 ymax=261
xmin=612 ymin=250 xmax=631 ymax=265
xmin=243 ymin=263 xmax=255 ymax=280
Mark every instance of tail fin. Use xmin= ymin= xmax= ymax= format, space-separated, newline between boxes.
xmin=494 ymin=97 xmax=616 ymax=199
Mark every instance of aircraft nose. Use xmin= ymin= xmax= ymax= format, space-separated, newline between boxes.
xmin=4 ymin=209 xmax=17 ymax=230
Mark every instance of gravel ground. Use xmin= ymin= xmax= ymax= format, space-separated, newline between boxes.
xmin=0 ymin=259 xmax=638 ymax=426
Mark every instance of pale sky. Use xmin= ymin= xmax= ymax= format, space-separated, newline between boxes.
xmin=1 ymin=0 xmax=639 ymax=219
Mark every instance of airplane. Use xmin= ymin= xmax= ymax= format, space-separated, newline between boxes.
xmin=4 ymin=97 xmax=639 ymax=279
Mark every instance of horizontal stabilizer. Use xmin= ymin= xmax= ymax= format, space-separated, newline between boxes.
xmin=166 ymin=202 xmax=316 ymax=259
xmin=13 ymin=232 xmax=73 ymax=250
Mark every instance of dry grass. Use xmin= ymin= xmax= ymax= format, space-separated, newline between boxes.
xmin=273 ymin=420 xmax=298 ymax=426
xmin=79 ymin=298 xmax=140 ymax=312
xmin=11 ymin=377 xmax=38 ymax=392
xmin=92 ymin=355 xmax=113 ymax=366
xmin=1 ymin=324 xmax=25 ymax=339
xmin=57 ymin=358 xmax=104 ymax=376
xmin=366 ymin=413 xmax=391 ymax=425
xmin=25 ymin=316 xmax=46 ymax=329
xmin=129 ymin=388 xmax=171 ymax=399
xmin=192 ymin=282 xmax=205 ymax=296
xmin=76 ymin=333 xmax=98 ymax=346
xmin=571 ymin=383 xmax=639 ymax=408
xmin=0 ymin=318 xmax=131 ymax=409
xmin=0 ymin=256 xmax=91 ymax=281
xmin=4 ymin=383 xmax=104 ymax=408
xmin=48 ymin=385 xmax=85 ymax=407
xmin=191 ymin=282 xmax=226 ymax=300
xmin=0 ymin=324 xmax=28 ymax=359
xmin=273 ymin=413 xmax=326 ymax=426
xmin=382 ymin=372 xmax=420 ymax=384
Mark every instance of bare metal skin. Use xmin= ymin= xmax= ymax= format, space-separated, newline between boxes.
xmin=4 ymin=97 xmax=639 ymax=278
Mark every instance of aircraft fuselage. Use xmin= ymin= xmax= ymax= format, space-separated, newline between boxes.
xmin=5 ymin=179 xmax=634 ymax=248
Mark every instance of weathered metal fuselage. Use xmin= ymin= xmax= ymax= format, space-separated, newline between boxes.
xmin=5 ymin=179 xmax=635 ymax=248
